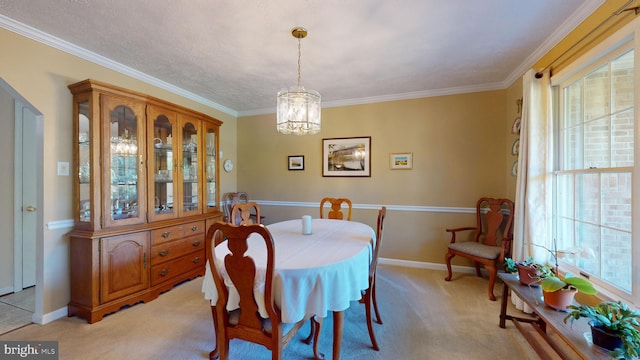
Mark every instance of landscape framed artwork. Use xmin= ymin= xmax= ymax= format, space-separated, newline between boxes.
xmin=390 ymin=152 xmax=413 ymax=170
xmin=288 ymin=155 xmax=304 ymax=170
xmin=322 ymin=136 xmax=371 ymax=177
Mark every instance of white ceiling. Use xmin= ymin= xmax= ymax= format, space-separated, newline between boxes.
xmin=0 ymin=0 xmax=603 ymax=117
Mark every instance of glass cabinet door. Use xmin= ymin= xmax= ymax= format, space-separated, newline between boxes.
xmin=102 ymin=95 xmax=146 ymax=227
xmin=76 ymin=99 xmax=92 ymax=225
xmin=148 ymin=105 xmax=178 ymax=222
xmin=204 ymin=123 xmax=218 ymax=213
xmin=180 ymin=116 xmax=202 ymax=216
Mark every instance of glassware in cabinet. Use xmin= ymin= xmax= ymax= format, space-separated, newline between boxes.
xmin=76 ymin=99 xmax=92 ymax=225
xmin=179 ymin=116 xmax=202 ymax=216
xmin=204 ymin=123 xmax=219 ymax=213
xmin=148 ymin=105 xmax=178 ymax=222
xmin=102 ymin=95 xmax=147 ymax=228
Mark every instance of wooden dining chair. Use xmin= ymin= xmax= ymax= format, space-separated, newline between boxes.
xmin=362 ymin=206 xmax=386 ymax=350
xmin=444 ymin=197 xmax=514 ymax=301
xmin=206 ymin=222 xmax=313 ymax=360
xmin=222 ymin=192 xmax=248 ymax=222
xmin=230 ymin=202 xmax=261 ymax=225
xmin=319 ymin=197 xmax=352 ymax=220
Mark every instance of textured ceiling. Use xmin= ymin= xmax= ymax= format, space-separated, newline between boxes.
xmin=0 ymin=0 xmax=603 ymax=116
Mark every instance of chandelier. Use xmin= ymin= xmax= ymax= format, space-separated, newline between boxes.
xmin=276 ymin=27 xmax=321 ymax=135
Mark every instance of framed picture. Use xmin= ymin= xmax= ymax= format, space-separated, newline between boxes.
xmin=288 ymin=155 xmax=304 ymax=171
xmin=390 ymin=152 xmax=413 ymax=170
xmin=322 ymin=136 xmax=371 ymax=177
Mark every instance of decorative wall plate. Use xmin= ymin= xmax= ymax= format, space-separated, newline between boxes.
xmin=512 ymin=116 xmax=521 ymax=134
xmin=512 ymin=138 xmax=520 ymax=156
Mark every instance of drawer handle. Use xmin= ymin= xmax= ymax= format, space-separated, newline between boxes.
xmin=191 ymin=225 xmax=199 ymax=232
xmin=159 ymin=269 xmax=169 ymax=277
xmin=192 ymin=257 xmax=201 ymax=263
xmin=161 ymin=231 xmax=171 ymax=238
xmin=158 ymin=249 xmax=169 ymax=257
xmin=192 ymin=240 xmax=201 ymax=247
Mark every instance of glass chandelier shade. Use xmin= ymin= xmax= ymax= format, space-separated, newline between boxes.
xmin=276 ymin=27 xmax=321 ymax=135
xmin=276 ymin=86 xmax=321 ymax=135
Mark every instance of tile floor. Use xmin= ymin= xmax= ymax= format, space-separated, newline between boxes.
xmin=0 ymin=287 xmax=34 ymax=335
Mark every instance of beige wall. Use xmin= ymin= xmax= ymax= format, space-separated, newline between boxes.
xmin=0 ymin=27 xmax=237 ymax=316
xmin=0 ymin=24 xmax=522 ymax=320
xmin=237 ymin=91 xmax=514 ymax=264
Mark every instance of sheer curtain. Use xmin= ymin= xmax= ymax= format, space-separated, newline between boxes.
xmin=512 ymin=69 xmax=554 ymax=263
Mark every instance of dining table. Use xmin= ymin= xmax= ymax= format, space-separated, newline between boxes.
xmin=202 ymin=218 xmax=376 ymax=360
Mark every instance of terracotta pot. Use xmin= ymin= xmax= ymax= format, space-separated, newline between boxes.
xmin=542 ymin=288 xmax=577 ymax=311
xmin=589 ymin=321 xmax=623 ymax=351
xmin=517 ymin=265 xmax=540 ymax=286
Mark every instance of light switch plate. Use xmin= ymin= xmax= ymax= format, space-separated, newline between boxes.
xmin=57 ymin=161 xmax=70 ymax=176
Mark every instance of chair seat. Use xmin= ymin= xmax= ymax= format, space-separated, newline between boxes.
xmin=448 ymin=242 xmax=501 ymax=260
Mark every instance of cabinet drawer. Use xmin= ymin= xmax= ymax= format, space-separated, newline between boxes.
xmin=151 ymin=235 xmax=204 ymax=265
xmin=151 ymin=250 xmax=204 ymax=286
xmin=183 ymin=220 xmax=205 ymax=237
xmin=151 ymin=224 xmax=185 ymax=245
xmin=151 ymin=220 xmax=205 ymax=245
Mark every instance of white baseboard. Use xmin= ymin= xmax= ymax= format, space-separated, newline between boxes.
xmin=33 ymin=306 xmax=67 ymax=325
xmin=379 ymin=257 xmax=482 ymax=275
xmin=27 ymin=260 xmax=476 ymax=326
xmin=0 ymin=285 xmax=14 ymax=296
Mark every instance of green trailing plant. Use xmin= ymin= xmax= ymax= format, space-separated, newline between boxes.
xmin=564 ymin=301 xmax=640 ymax=359
xmin=504 ymin=256 xmax=533 ymax=273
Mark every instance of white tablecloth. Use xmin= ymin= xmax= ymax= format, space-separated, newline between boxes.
xmin=202 ymin=218 xmax=375 ymax=323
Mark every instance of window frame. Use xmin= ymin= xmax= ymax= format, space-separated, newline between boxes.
xmin=551 ymin=28 xmax=640 ymax=306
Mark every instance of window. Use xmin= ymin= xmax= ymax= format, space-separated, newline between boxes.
xmin=553 ymin=44 xmax=635 ymax=302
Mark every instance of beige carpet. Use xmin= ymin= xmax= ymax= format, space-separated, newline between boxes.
xmin=0 ymin=265 xmax=565 ymax=359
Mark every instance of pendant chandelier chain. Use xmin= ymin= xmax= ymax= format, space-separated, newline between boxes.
xmin=297 ymin=36 xmax=302 ymax=90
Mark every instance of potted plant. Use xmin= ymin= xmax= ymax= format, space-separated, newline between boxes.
xmin=540 ymin=275 xmax=597 ymax=311
xmin=517 ymin=239 xmax=597 ymax=311
xmin=504 ymin=256 xmax=553 ymax=286
xmin=564 ymin=301 xmax=640 ymax=359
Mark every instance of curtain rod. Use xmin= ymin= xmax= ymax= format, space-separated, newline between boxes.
xmin=535 ymin=0 xmax=639 ymax=78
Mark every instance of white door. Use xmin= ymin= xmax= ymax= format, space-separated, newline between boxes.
xmin=15 ymin=101 xmax=37 ymax=288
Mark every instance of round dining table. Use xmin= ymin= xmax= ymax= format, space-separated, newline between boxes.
xmin=202 ymin=218 xmax=376 ymax=360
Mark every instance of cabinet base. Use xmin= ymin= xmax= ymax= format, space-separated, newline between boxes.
xmin=68 ymin=270 xmax=204 ymax=324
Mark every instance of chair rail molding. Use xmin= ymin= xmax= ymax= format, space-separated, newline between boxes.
xmin=255 ymin=200 xmax=475 ymax=214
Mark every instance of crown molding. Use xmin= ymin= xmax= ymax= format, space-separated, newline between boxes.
xmin=0 ymin=14 xmax=238 ymax=117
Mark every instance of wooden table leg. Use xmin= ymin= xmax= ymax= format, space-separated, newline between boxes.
xmin=332 ymin=311 xmax=344 ymax=360
xmin=499 ymin=281 xmax=509 ymax=328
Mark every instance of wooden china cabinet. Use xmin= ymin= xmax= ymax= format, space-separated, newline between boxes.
xmin=68 ymin=79 xmax=223 ymax=323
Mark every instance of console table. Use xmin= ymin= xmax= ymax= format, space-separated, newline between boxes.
xmin=498 ymin=272 xmax=609 ymax=359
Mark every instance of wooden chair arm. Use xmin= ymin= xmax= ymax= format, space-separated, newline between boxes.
xmin=445 ymin=226 xmax=477 ymax=244
xmin=499 ymin=234 xmax=513 ymax=260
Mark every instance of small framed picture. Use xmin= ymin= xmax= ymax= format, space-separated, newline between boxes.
xmin=390 ymin=152 xmax=413 ymax=170
xmin=288 ymin=155 xmax=304 ymax=170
